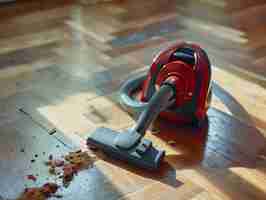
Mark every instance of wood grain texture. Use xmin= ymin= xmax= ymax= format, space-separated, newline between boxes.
xmin=0 ymin=0 xmax=266 ymax=200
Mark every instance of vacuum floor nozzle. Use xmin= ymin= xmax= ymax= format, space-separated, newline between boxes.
xmin=87 ymin=127 xmax=165 ymax=170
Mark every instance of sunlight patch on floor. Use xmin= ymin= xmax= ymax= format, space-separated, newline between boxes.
xmin=178 ymin=16 xmax=248 ymax=44
xmin=230 ymin=167 xmax=266 ymax=193
xmin=212 ymin=66 xmax=266 ymax=131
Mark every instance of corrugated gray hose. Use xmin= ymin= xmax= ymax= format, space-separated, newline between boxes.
xmin=119 ymin=73 xmax=149 ymax=115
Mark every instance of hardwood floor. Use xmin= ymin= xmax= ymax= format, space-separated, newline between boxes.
xmin=0 ymin=0 xmax=265 ymax=199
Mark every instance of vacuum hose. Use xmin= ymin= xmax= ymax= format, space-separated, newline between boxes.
xmin=119 ymin=73 xmax=148 ymax=114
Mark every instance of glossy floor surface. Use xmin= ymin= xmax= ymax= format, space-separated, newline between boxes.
xmin=0 ymin=0 xmax=266 ymax=199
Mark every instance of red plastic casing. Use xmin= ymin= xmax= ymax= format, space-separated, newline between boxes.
xmin=140 ymin=41 xmax=211 ymax=124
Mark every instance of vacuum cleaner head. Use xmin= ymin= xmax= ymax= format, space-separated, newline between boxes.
xmin=87 ymin=127 xmax=165 ymax=170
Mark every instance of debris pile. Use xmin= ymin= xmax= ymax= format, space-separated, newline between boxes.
xmin=45 ymin=150 xmax=96 ymax=187
xmin=17 ymin=183 xmax=59 ymax=200
xmin=17 ymin=150 xmax=96 ymax=200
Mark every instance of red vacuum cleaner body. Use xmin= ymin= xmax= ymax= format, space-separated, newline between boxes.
xmin=87 ymin=41 xmax=212 ymax=170
xmin=140 ymin=41 xmax=212 ymax=125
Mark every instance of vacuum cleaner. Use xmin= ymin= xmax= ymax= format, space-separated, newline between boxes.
xmin=87 ymin=41 xmax=212 ymax=170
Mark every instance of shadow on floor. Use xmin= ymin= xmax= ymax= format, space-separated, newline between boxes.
xmin=154 ymin=82 xmax=266 ymax=199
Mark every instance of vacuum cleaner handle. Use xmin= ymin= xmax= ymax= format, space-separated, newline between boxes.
xmin=114 ymin=83 xmax=175 ymax=150
xmin=133 ymin=84 xmax=175 ymax=135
